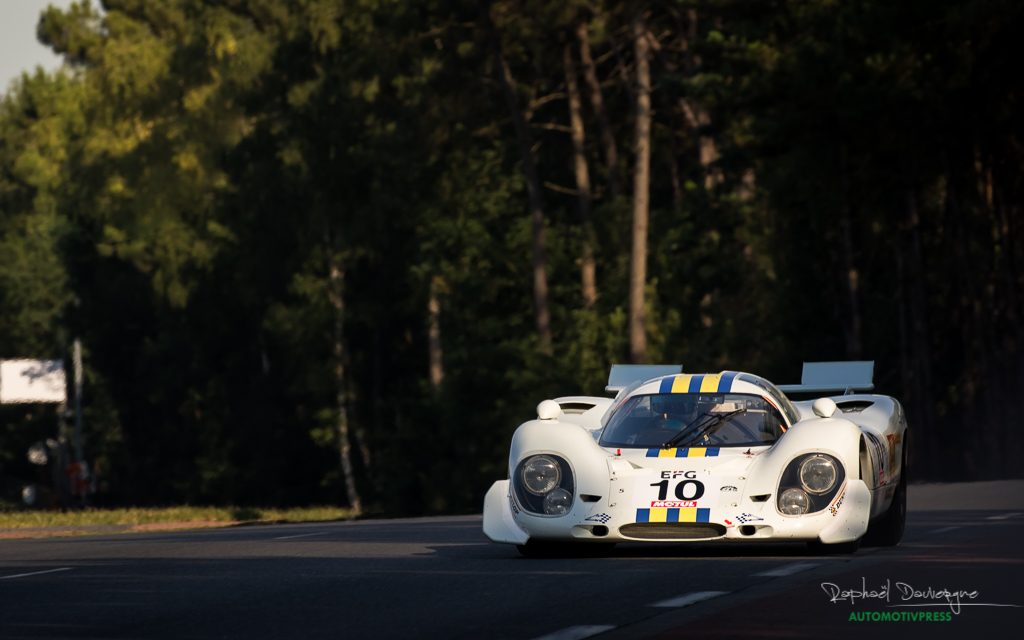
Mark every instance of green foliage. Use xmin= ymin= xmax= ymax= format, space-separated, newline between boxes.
xmin=1 ymin=0 xmax=1021 ymax=512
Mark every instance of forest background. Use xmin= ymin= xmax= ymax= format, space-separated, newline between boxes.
xmin=1 ymin=0 xmax=1020 ymax=514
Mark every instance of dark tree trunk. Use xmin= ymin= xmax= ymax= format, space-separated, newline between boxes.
xmin=493 ymin=37 xmax=553 ymax=354
xmin=677 ymin=8 xmax=720 ymax=190
xmin=328 ymin=258 xmax=362 ymax=514
xmin=838 ymin=146 xmax=863 ymax=359
xmin=577 ymin=19 xmax=620 ymax=199
xmin=427 ymin=275 xmax=444 ymax=390
xmin=564 ymin=42 xmax=598 ymax=309
xmin=629 ymin=13 xmax=652 ymax=363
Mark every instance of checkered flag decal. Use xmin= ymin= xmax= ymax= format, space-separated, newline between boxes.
xmin=585 ymin=513 xmax=611 ymax=524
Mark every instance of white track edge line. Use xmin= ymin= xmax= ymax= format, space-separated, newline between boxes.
xmin=651 ymin=590 xmax=730 ymax=608
xmin=755 ymin=562 xmax=820 ymax=577
xmin=985 ymin=512 xmax=1022 ymax=521
xmin=0 ymin=567 xmax=72 ymax=580
xmin=273 ymin=531 xmax=328 ymax=540
xmin=530 ymin=624 xmax=616 ymax=640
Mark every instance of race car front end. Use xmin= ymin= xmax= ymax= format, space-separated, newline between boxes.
xmin=484 ymin=442 xmax=870 ymax=547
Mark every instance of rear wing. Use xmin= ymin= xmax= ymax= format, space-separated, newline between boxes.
xmin=777 ymin=361 xmax=874 ymax=395
xmin=606 ymin=364 xmax=683 ymax=394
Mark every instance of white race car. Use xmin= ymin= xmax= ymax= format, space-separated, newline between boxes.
xmin=483 ymin=362 xmax=907 ymax=556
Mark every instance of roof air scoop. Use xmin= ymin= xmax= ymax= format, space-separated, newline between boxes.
xmin=606 ymin=364 xmax=683 ymax=394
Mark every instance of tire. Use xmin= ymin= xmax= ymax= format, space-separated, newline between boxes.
xmin=863 ymin=436 xmax=908 ymax=547
xmin=516 ymin=541 xmax=616 ymax=558
xmin=580 ymin=543 xmax=617 ymax=557
xmin=516 ymin=541 xmax=555 ymax=558
xmin=806 ymin=538 xmax=861 ymax=555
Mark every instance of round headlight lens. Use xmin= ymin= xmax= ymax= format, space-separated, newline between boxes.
xmin=799 ymin=455 xmax=837 ymax=494
xmin=521 ymin=455 xmax=561 ymax=495
xmin=543 ymin=488 xmax=573 ymax=515
xmin=779 ymin=487 xmax=810 ymax=515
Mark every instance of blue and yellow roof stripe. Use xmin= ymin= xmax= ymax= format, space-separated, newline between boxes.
xmin=645 ymin=447 xmax=720 ymax=458
xmin=636 ymin=507 xmax=711 ymax=523
xmin=658 ymin=372 xmax=738 ymax=394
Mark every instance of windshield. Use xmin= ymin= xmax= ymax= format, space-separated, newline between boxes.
xmin=598 ymin=392 xmax=786 ymax=448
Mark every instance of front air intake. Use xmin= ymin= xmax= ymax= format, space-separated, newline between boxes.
xmin=619 ymin=522 xmax=727 ymax=540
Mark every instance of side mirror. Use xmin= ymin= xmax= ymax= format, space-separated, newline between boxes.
xmin=812 ymin=397 xmax=837 ymax=418
xmin=537 ymin=400 xmax=561 ymax=421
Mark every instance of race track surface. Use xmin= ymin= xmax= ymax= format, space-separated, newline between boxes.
xmin=1 ymin=481 xmax=1021 ymax=639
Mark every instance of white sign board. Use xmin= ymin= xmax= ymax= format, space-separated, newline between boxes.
xmin=0 ymin=359 xmax=67 ymax=404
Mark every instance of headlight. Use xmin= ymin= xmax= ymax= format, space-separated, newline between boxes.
xmin=799 ymin=455 xmax=837 ymax=494
xmin=512 ymin=454 xmax=575 ymax=517
xmin=776 ymin=452 xmax=845 ymax=515
xmin=779 ymin=488 xmax=810 ymax=515
xmin=543 ymin=488 xmax=573 ymax=515
xmin=521 ymin=455 xmax=561 ymax=495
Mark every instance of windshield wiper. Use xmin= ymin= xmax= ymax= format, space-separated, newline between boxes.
xmin=660 ymin=412 xmax=714 ymax=449
xmin=661 ymin=409 xmax=747 ymax=449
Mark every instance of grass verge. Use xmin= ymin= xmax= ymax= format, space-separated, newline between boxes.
xmin=0 ymin=506 xmax=355 ymax=537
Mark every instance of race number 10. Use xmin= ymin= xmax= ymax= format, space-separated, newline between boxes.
xmin=650 ymin=479 xmax=705 ymax=501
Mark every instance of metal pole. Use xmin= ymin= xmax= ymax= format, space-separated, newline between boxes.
xmin=73 ymin=339 xmax=84 ymax=463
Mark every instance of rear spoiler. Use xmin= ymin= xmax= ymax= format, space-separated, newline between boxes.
xmin=606 ymin=364 xmax=683 ymax=394
xmin=776 ymin=361 xmax=874 ymax=395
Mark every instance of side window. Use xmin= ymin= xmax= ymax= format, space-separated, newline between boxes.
xmin=761 ymin=380 xmax=800 ymax=425
xmin=601 ymin=379 xmax=644 ymax=427
xmin=728 ymin=399 xmax=785 ymax=442
xmin=764 ymin=403 xmax=787 ymax=438
xmin=738 ymin=374 xmax=800 ymax=425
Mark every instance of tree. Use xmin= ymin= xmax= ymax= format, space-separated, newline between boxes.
xmin=563 ymin=41 xmax=598 ymax=309
xmin=628 ymin=11 xmax=652 ymax=363
xmin=1 ymin=0 xmax=1020 ymax=514
xmin=490 ymin=20 xmax=554 ymax=354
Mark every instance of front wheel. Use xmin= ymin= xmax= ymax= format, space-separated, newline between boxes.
xmin=807 ymin=538 xmax=860 ymax=555
xmin=864 ymin=436 xmax=907 ymax=547
xmin=516 ymin=541 xmax=559 ymax=558
xmin=516 ymin=541 xmax=616 ymax=558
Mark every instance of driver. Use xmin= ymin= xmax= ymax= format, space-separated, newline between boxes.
xmin=649 ymin=394 xmax=699 ymax=436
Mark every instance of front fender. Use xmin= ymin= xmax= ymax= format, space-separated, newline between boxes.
xmin=818 ymin=479 xmax=871 ymax=543
xmin=744 ymin=417 xmax=864 ymax=500
xmin=509 ymin=419 xmax=612 ymax=499
xmin=482 ymin=480 xmax=529 ymax=544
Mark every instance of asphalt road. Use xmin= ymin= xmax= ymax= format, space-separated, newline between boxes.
xmin=1 ymin=482 xmax=1022 ymax=639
